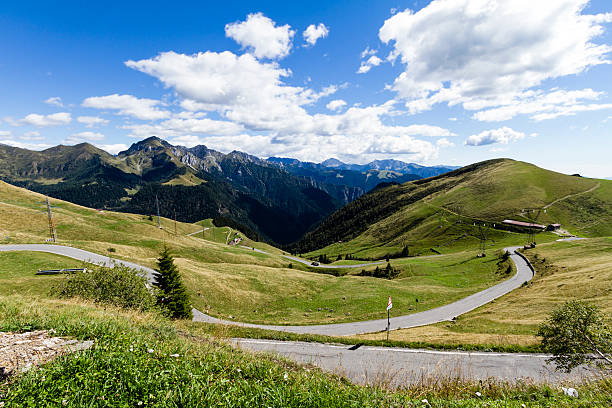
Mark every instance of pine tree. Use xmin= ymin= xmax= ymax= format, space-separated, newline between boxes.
xmin=153 ymin=246 xmax=193 ymax=319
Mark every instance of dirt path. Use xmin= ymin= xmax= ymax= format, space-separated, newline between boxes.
xmin=543 ymin=182 xmax=600 ymax=209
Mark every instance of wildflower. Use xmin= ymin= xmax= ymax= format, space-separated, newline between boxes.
xmin=283 ymin=372 xmax=288 ymax=380
xmin=236 ymin=368 xmax=242 ymax=373
xmin=562 ymin=387 xmax=578 ymax=397
xmin=170 ymin=353 xmax=180 ymax=358
xmin=475 ymin=391 xmax=482 ymax=397
xmin=147 ymin=348 xmax=154 ymax=353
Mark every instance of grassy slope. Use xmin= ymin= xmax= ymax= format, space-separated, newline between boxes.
xmin=0 ymin=252 xmax=81 ymax=297
xmin=359 ymin=237 xmax=612 ymax=346
xmin=4 ymin=296 xmax=609 ymax=407
xmin=303 ymin=159 xmax=612 ymax=259
xmin=0 ymin=181 xmax=511 ymax=325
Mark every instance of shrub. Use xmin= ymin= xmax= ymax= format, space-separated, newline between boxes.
xmin=53 ymin=265 xmax=156 ymax=311
xmin=538 ymin=300 xmax=611 ymax=372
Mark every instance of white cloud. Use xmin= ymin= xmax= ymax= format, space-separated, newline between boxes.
xmin=357 ymin=55 xmax=382 ymax=74
xmin=77 ymin=115 xmax=110 ymax=128
xmin=44 ymin=96 xmax=63 ymax=107
xmin=465 ymin=127 xmax=527 ymax=146
xmin=124 ymin=114 xmax=244 ymax=139
xmin=82 ymin=94 xmax=170 ymax=120
xmin=361 ymin=47 xmax=377 ymax=59
xmin=65 ymin=131 xmax=105 ymax=144
xmin=95 ymin=144 xmax=128 ymax=155
xmin=0 ymin=139 xmax=53 ymax=150
xmin=126 ymin=51 xmax=335 ymax=131
xmin=326 ymin=99 xmax=347 ymax=111
xmin=437 ymin=138 xmax=455 ymax=148
xmin=473 ymin=89 xmax=612 ymax=121
xmin=379 ymin=0 xmax=612 ymax=116
xmin=303 ymin=23 xmax=329 ymax=46
xmin=19 ymin=112 xmax=72 ymax=127
xmin=225 ymin=13 xmax=294 ymax=59
xmin=126 ymin=50 xmax=455 ymax=162
xmin=21 ymin=131 xmax=44 ymax=141
xmin=0 ymin=130 xmax=11 ymax=137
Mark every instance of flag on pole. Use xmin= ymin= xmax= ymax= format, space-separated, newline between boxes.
xmin=387 ymin=296 xmax=392 ymax=311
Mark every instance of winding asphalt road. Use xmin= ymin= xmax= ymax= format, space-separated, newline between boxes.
xmin=194 ymin=246 xmax=534 ymax=336
xmin=230 ymin=338 xmax=595 ymax=387
xmin=1 ymin=243 xmax=533 ymax=336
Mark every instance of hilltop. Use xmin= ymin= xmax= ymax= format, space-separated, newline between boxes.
xmin=292 ymin=159 xmax=612 ymax=258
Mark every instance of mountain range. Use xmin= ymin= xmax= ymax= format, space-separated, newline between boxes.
xmin=0 ymin=137 xmax=455 ymax=244
xmin=291 ymin=158 xmax=612 ymax=258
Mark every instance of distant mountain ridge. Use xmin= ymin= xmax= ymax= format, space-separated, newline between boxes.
xmin=0 ymin=137 xmax=458 ymax=244
xmin=266 ymin=157 xmax=456 ymax=193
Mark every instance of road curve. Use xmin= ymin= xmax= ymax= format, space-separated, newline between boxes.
xmin=238 ymin=245 xmax=385 ymax=269
xmin=1 ymin=244 xmax=533 ymax=336
xmin=230 ymin=338 xmax=595 ymax=387
xmin=194 ymin=246 xmax=533 ymax=335
xmin=0 ymin=244 xmax=157 ymax=282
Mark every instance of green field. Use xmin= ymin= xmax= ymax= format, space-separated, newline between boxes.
xmin=0 ymin=252 xmax=81 ymax=296
xmin=360 ymin=237 xmax=612 ymax=347
xmin=298 ymin=159 xmax=612 ymax=259
xmin=0 ymin=181 xmax=514 ymax=325
xmin=4 ymin=295 xmax=609 ymax=407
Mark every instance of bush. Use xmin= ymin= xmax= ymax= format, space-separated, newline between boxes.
xmin=538 ymin=300 xmax=611 ymax=372
xmin=53 ymin=265 xmax=156 ymax=311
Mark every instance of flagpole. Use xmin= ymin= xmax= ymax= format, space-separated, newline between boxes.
xmin=387 ymin=309 xmax=390 ymax=342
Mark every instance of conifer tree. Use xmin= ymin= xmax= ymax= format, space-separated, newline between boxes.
xmin=153 ymin=246 xmax=193 ymax=319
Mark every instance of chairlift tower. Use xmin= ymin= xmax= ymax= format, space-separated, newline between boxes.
xmin=521 ymin=208 xmax=546 ymax=247
xmin=476 ymin=223 xmax=488 ymax=257
xmin=45 ymin=196 xmax=57 ymax=243
xmin=156 ymin=195 xmax=162 ymax=229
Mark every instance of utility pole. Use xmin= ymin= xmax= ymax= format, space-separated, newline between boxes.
xmin=45 ymin=196 xmax=57 ymax=243
xmin=156 ymin=195 xmax=162 ymax=229
xmin=521 ymin=208 xmax=545 ymax=247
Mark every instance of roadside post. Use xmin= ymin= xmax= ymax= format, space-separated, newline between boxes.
xmin=386 ymin=295 xmax=392 ymax=341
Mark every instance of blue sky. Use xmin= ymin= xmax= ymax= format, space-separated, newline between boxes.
xmin=1 ymin=0 xmax=612 ymax=177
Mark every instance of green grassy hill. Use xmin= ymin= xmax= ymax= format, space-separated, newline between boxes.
xmin=293 ymin=159 xmax=612 ymax=259
xmin=0 ymin=180 xmax=513 ymax=325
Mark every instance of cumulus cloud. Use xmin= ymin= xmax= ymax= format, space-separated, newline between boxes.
xmin=82 ymin=94 xmax=169 ymax=120
xmin=357 ymin=55 xmax=382 ymax=74
xmin=95 ymin=144 xmax=128 ymax=155
xmin=465 ymin=127 xmax=527 ymax=146
xmin=436 ymin=138 xmax=455 ymax=148
xmin=473 ymin=89 xmax=612 ymax=121
xmin=303 ymin=23 xmax=329 ymax=46
xmin=326 ymin=99 xmax=347 ymax=111
xmin=77 ymin=115 xmax=110 ymax=127
xmin=126 ymin=48 xmax=456 ymax=162
xmin=0 ymin=139 xmax=53 ymax=150
xmin=21 ymin=131 xmax=44 ymax=141
xmin=44 ymin=96 xmax=63 ymax=107
xmin=65 ymin=131 xmax=105 ymax=144
xmin=19 ymin=112 xmax=72 ymax=127
xmin=379 ymin=0 xmax=612 ymax=117
xmin=225 ymin=13 xmax=294 ymax=59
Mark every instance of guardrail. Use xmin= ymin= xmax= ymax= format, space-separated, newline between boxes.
xmin=36 ymin=268 xmax=87 ymax=275
xmin=513 ymin=250 xmax=535 ymax=278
